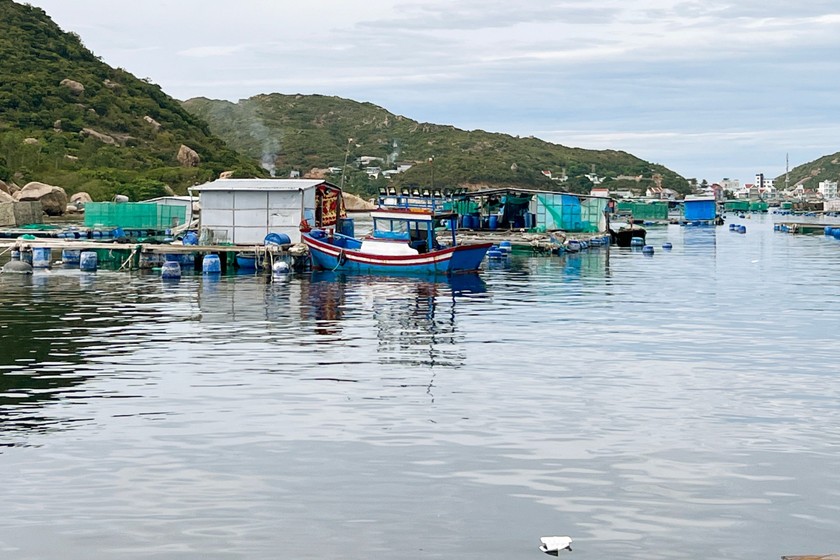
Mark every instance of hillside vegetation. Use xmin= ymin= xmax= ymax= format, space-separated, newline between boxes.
xmin=0 ymin=0 xmax=262 ymax=201
xmin=779 ymin=152 xmax=840 ymax=189
xmin=182 ymin=94 xmax=691 ymax=199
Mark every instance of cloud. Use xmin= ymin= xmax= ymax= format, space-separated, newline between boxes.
xmin=178 ymin=45 xmax=248 ymax=58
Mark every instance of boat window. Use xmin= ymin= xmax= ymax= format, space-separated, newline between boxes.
xmin=373 ymin=217 xmax=410 ymax=240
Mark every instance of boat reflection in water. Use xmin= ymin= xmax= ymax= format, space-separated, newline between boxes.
xmin=308 ymin=271 xmax=487 ymax=368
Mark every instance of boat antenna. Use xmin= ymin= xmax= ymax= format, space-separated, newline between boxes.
xmin=340 ymin=138 xmax=353 ymax=191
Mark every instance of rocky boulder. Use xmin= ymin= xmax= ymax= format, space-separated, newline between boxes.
xmin=177 ymin=144 xmax=200 ymax=167
xmin=0 ymin=180 xmax=12 ymax=195
xmin=81 ymin=128 xmax=118 ymax=145
xmin=144 ymin=115 xmax=161 ymax=131
xmin=16 ymin=182 xmax=68 ymax=216
xmin=0 ymin=190 xmax=14 ymax=204
xmin=342 ymin=192 xmax=376 ymax=211
xmin=60 ymin=78 xmax=85 ymax=95
xmin=70 ymin=191 xmax=92 ymax=207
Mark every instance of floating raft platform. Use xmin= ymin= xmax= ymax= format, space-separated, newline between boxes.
xmin=776 ymin=222 xmax=840 ymax=235
xmin=0 ymin=238 xmax=292 ymax=272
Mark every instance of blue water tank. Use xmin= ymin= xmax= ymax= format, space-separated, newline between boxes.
xmin=489 ymin=215 xmax=498 ymax=230
xmin=80 ymin=251 xmax=98 ymax=271
xmin=161 ymin=261 xmax=181 ymax=279
xmin=202 ymin=254 xmax=221 ymax=274
xmin=32 ymin=247 xmax=51 ymax=268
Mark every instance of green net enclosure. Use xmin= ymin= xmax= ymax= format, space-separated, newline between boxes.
xmin=536 ymin=194 xmax=606 ymax=233
xmin=616 ymin=201 xmax=669 ymax=220
xmin=84 ymin=203 xmax=187 ymax=230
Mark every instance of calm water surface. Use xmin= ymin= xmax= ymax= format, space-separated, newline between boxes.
xmin=2 ymin=214 xmax=840 ymax=559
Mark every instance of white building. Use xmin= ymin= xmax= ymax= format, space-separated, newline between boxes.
xmin=192 ymin=178 xmax=345 ymax=245
xmin=818 ymin=180 xmax=839 ymax=199
xmin=720 ymin=178 xmax=740 ymax=192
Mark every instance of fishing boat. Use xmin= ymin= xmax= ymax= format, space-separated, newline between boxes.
xmin=301 ymin=208 xmax=492 ymax=274
xmin=609 ymin=225 xmax=647 ymax=247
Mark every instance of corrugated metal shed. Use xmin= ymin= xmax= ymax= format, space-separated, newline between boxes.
xmin=192 ymin=179 xmax=335 ymax=245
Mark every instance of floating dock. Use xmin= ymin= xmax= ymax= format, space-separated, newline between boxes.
xmin=0 ymin=238 xmax=291 ymax=272
xmin=776 ymin=222 xmax=840 ymax=235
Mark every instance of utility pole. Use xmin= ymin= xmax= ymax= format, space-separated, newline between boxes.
xmin=340 ymin=138 xmax=353 ymax=190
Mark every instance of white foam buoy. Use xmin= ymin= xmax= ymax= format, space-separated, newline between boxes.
xmin=539 ymin=536 xmax=573 ymax=555
xmin=272 ymin=260 xmax=290 ymax=274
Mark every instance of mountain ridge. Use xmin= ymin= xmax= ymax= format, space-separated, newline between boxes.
xmin=182 ymin=93 xmax=691 ymax=199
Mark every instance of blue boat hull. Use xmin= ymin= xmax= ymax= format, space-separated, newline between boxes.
xmin=303 ymin=232 xmax=491 ymax=274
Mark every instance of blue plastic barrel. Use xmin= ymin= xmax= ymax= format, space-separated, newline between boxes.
xmin=729 ymin=224 xmax=736 ymax=230
xmin=62 ymin=249 xmax=81 ymax=265
xmin=834 ymin=230 xmax=840 ymax=240
xmin=825 ymin=226 xmax=833 ymax=235
xmin=642 ymin=245 xmax=655 ymax=254
xmin=487 ymin=246 xmax=504 ymax=259
xmin=630 ymin=237 xmax=645 ymax=246
xmin=662 ymin=242 xmax=673 ymax=250
xmin=80 ymin=251 xmax=98 ymax=271
xmin=161 ymin=261 xmax=181 ymax=279
xmin=264 ymin=232 xmax=292 ymax=246
xmin=489 ymin=215 xmax=498 ymax=230
xmin=32 ymin=248 xmax=51 ymax=268
xmin=236 ymin=254 xmax=257 ymax=270
xmin=499 ymin=240 xmax=512 ymax=253
xmin=738 ymin=225 xmax=747 ymax=234
xmin=11 ymin=249 xmax=20 ymax=261
xmin=202 ymin=254 xmax=221 ymax=274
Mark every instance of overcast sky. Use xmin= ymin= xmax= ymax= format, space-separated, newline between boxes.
xmin=27 ymin=0 xmax=840 ymax=186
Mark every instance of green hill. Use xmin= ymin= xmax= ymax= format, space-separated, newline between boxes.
xmin=0 ymin=0 xmax=262 ymax=201
xmin=779 ymin=152 xmax=840 ymax=189
xmin=182 ymin=94 xmax=690 ymax=199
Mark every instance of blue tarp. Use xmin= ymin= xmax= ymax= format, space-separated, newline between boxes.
xmin=683 ymin=200 xmax=716 ymax=221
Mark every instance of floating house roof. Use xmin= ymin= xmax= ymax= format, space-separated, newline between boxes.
xmin=465 ymin=187 xmax=610 ymax=200
xmin=192 ymin=178 xmax=339 ymax=192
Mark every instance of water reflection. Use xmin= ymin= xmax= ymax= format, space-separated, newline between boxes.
xmin=309 ymin=272 xmax=487 ymax=367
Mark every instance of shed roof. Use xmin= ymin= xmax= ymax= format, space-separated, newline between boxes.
xmin=192 ymin=178 xmax=337 ymax=192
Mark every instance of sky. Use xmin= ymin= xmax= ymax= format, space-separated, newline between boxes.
xmin=26 ymin=0 xmax=840 ymax=186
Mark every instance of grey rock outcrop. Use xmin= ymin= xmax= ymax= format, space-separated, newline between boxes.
xmin=177 ymin=144 xmax=200 ymax=167
xmin=60 ymin=78 xmax=85 ymax=95
xmin=16 ymin=182 xmax=68 ymax=216
xmin=81 ymin=128 xmax=117 ymax=145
